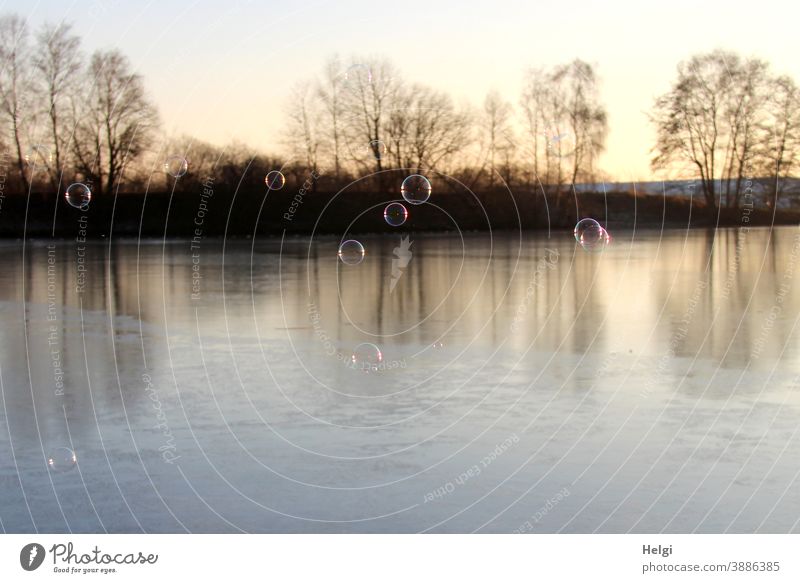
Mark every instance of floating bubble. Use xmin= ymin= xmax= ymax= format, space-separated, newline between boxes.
xmin=164 ymin=155 xmax=188 ymax=178
xmin=64 ymin=183 xmax=91 ymax=209
xmin=543 ymin=122 xmax=575 ymax=157
xmin=349 ymin=342 xmax=383 ymax=372
xmin=46 ymin=447 xmax=77 ymax=473
xmin=574 ymin=218 xmax=610 ymax=252
xmin=265 ymin=170 xmax=285 ymax=190
xmin=368 ymin=140 xmax=386 ymax=160
xmin=25 ymin=145 xmax=53 ymax=167
xmin=338 ymin=239 xmax=365 ymax=265
xmin=401 ymin=174 xmax=432 ymax=205
xmin=574 ymin=218 xmax=601 ymax=243
xmin=343 ymin=63 xmax=372 ymax=88
xmin=384 ymin=202 xmax=408 ymax=227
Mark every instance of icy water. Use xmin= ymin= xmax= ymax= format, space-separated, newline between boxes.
xmin=1 ymin=226 xmax=799 ymax=533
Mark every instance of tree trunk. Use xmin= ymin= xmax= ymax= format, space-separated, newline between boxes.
xmin=12 ymin=113 xmax=29 ymax=193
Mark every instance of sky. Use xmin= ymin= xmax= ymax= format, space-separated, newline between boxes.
xmin=7 ymin=0 xmax=800 ymax=180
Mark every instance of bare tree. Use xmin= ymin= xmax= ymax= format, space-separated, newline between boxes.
xmin=481 ymin=90 xmax=515 ymax=188
xmin=33 ymin=22 xmax=82 ymax=190
xmin=386 ymin=84 xmax=471 ymax=176
xmin=519 ymin=61 xmax=607 ymax=221
xmin=316 ymin=55 xmax=345 ymax=181
xmin=520 ymin=67 xmax=548 ymax=187
xmin=340 ymin=57 xmax=399 ymax=182
xmin=721 ymin=56 xmax=769 ymax=208
xmin=0 ymin=14 xmax=32 ymax=192
xmin=386 ymin=87 xmax=415 ymax=170
xmin=765 ymin=75 xmax=800 ymax=206
xmin=552 ymin=60 xmax=607 ymax=188
xmin=73 ymin=50 xmax=158 ymax=196
xmin=651 ymin=50 xmax=775 ymax=218
xmin=284 ymin=81 xmax=322 ymax=190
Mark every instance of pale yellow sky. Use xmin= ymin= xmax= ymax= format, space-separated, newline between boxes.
xmin=13 ymin=0 xmax=800 ymax=179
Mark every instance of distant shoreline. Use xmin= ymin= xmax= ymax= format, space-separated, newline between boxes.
xmin=1 ymin=190 xmax=796 ymax=239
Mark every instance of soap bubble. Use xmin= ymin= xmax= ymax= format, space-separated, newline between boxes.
xmin=46 ymin=447 xmax=77 ymax=473
xmin=349 ymin=342 xmax=383 ymax=372
xmin=338 ymin=239 xmax=365 ymax=265
xmin=543 ymin=122 xmax=575 ymax=157
xmin=574 ymin=218 xmax=610 ymax=252
xmin=164 ymin=155 xmax=188 ymax=178
xmin=367 ymin=140 xmax=387 ymax=160
xmin=265 ymin=170 xmax=285 ymax=190
xmin=64 ymin=183 xmax=91 ymax=209
xmin=343 ymin=64 xmax=372 ymax=90
xmin=401 ymin=174 xmax=432 ymax=205
xmin=384 ymin=202 xmax=408 ymax=227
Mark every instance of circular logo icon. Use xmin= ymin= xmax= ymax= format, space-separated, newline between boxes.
xmin=20 ymin=543 xmax=46 ymax=571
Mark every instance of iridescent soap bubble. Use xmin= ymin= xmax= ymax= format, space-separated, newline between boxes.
xmin=349 ymin=342 xmax=383 ymax=372
xmin=384 ymin=202 xmax=408 ymax=227
xmin=343 ymin=63 xmax=372 ymax=88
xmin=368 ymin=139 xmax=386 ymax=160
xmin=164 ymin=155 xmax=188 ymax=178
xmin=64 ymin=183 xmax=91 ymax=209
xmin=401 ymin=174 xmax=431 ymax=205
xmin=265 ymin=170 xmax=285 ymax=190
xmin=574 ymin=218 xmax=610 ymax=252
xmin=543 ymin=122 xmax=575 ymax=157
xmin=24 ymin=144 xmax=53 ymax=167
xmin=46 ymin=447 xmax=77 ymax=473
xmin=338 ymin=239 xmax=365 ymax=265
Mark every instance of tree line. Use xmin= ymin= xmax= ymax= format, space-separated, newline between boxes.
xmin=651 ymin=49 xmax=800 ymax=215
xmin=1 ymin=11 xmax=798 ymax=219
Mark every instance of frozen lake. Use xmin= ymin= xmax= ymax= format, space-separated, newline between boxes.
xmin=1 ymin=226 xmax=799 ymax=533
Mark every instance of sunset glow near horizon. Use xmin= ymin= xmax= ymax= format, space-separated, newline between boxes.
xmin=11 ymin=0 xmax=800 ymax=181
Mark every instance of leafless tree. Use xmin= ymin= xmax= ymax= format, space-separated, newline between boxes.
xmin=0 ymin=14 xmax=32 ymax=192
xmin=386 ymin=84 xmax=472 ymax=176
xmin=33 ymin=22 xmax=82 ymax=190
xmin=721 ymin=55 xmax=769 ymax=208
xmin=651 ymin=50 xmax=776 ymax=217
xmin=316 ymin=55 xmax=345 ymax=181
xmin=520 ymin=67 xmax=548 ymax=187
xmin=340 ymin=57 xmax=399 ymax=181
xmin=73 ymin=50 xmax=158 ymax=196
xmin=520 ymin=60 xmax=607 ymax=219
xmin=481 ymin=90 xmax=515 ymax=188
xmin=284 ymin=81 xmax=322 ymax=190
xmin=552 ymin=60 xmax=607 ymax=188
xmin=155 ymin=135 xmax=225 ymax=191
xmin=764 ymin=75 xmax=800 ymax=205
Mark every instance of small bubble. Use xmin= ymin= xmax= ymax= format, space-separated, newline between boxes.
xmin=164 ymin=155 xmax=189 ymax=178
xmin=46 ymin=447 xmax=77 ymax=473
xmin=367 ymin=140 xmax=387 ymax=160
xmin=384 ymin=202 xmax=408 ymax=227
xmin=574 ymin=218 xmax=610 ymax=252
xmin=543 ymin=122 xmax=575 ymax=157
xmin=265 ymin=170 xmax=285 ymax=190
xmin=349 ymin=342 xmax=383 ymax=372
xmin=338 ymin=239 xmax=365 ymax=265
xmin=64 ymin=183 xmax=91 ymax=209
xmin=343 ymin=64 xmax=372 ymax=88
xmin=401 ymin=174 xmax=431 ymax=205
